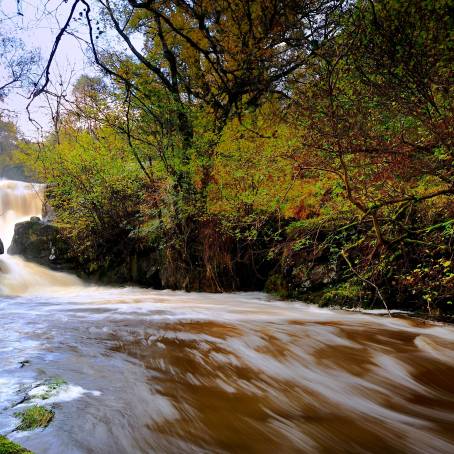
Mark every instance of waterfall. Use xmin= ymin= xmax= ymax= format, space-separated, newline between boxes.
xmin=0 ymin=179 xmax=44 ymax=249
xmin=0 ymin=179 xmax=83 ymax=296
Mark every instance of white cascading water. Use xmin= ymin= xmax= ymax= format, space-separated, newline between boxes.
xmin=0 ymin=179 xmax=83 ymax=296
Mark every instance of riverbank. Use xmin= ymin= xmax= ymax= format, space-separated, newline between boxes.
xmin=7 ymin=207 xmax=453 ymax=316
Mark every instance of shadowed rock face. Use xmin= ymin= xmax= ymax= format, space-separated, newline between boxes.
xmin=0 ymin=238 xmax=3 ymax=255
xmin=7 ymin=217 xmax=73 ymax=271
xmin=5 ymin=215 xmax=163 ymax=286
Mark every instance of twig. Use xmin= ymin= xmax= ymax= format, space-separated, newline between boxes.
xmin=341 ymin=249 xmax=391 ymax=316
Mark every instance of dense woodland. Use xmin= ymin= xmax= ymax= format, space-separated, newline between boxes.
xmin=4 ymin=0 xmax=454 ymax=314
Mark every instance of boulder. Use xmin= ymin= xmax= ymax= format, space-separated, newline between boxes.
xmin=42 ymin=201 xmax=56 ymax=222
xmin=7 ymin=217 xmax=73 ymax=270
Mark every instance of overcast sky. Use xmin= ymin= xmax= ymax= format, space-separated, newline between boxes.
xmin=0 ymin=0 xmax=92 ymax=138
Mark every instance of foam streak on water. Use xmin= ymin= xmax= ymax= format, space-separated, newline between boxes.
xmin=1 ymin=180 xmax=454 ymax=453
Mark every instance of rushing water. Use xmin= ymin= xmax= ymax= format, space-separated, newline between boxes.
xmin=0 ymin=180 xmax=81 ymax=296
xmin=1 ymin=180 xmax=454 ymax=453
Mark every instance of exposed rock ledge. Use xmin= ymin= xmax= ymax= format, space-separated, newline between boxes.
xmin=7 ymin=216 xmax=74 ymax=271
xmin=6 ymin=216 xmax=162 ymax=285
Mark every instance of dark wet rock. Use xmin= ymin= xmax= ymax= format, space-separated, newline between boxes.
xmin=265 ymin=260 xmax=340 ymax=299
xmin=7 ymin=218 xmax=74 ymax=271
xmin=7 ymin=214 xmax=274 ymax=292
xmin=0 ymin=237 xmax=3 ymax=255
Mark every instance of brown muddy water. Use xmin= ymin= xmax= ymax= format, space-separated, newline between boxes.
xmin=1 ymin=180 xmax=454 ymax=454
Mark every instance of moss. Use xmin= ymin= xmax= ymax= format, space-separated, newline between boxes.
xmin=264 ymin=274 xmax=289 ymax=298
xmin=0 ymin=435 xmax=33 ymax=454
xmin=14 ymin=406 xmax=54 ymax=431
xmin=32 ymin=378 xmax=67 ymax=400
xmin=319 ymin=280 xmax=369 ymax=308
xmin=46 ymin=377 xmax=67 ymax=388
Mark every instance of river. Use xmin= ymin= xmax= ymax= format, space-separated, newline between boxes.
xmin=1 ymin=179 xmax=454 ymax=453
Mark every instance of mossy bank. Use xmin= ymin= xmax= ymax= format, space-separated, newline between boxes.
xmin=8 ymin=209 xmax=453 ymax=316
xmin=0 ymin=436 xmax=32 ymax=454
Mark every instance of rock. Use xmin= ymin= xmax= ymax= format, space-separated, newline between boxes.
xmin=14 ymin=405 xmax=54 ymax=431
xmin=42 ymin=201 xmax=56 ymax=222
xmin=7 ymin=217 xmax=165 ymax=286
xmin=264 ymin=245 xmax=341 ymax=300
xmin=7 ymin=218 xmax=73 ymax=271
xmin=0 ymin=237 xmax=3 ymax=255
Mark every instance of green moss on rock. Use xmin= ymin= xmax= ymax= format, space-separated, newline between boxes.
xmin=319 ymin=280 xmax=368 ymax=308
xmin=0 ymin=435 xmax=33 ymax=454
xmin=264 ymin=274 xmax=290 ymax=298
xmin=31 ymin=378 xmax=67 ymax=400
xmin=14 ymin=405 xmax=54 ymax=431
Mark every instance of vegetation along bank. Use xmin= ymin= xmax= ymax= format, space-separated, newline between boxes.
xmin=5 ymin=0 xmax=452 ymax=315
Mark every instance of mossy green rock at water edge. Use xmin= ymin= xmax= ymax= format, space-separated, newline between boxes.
xmin=0 ymin=435 xmax=33 ymax=453
xmin=30 ymin=377 xmax=67 ymax=400
xmin=14 ymin=405 xmax=54 ymax=431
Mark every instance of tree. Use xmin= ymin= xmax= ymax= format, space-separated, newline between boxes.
xmin=291 ymin=0 xmax=454 ymax=247
xmin=29 ymin=0 xmax=346 ymax=196
xmin=0 ymin=36 xmax=38 ymax=101
xmin=0 ymin=116 xmax=18 ymax=160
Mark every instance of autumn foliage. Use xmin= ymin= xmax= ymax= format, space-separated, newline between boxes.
xmin=17 ymin=0 xmax=454 ymax=313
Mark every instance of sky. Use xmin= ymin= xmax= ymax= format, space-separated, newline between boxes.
xmin=0 ymin=0 xmax=93 ymax=138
